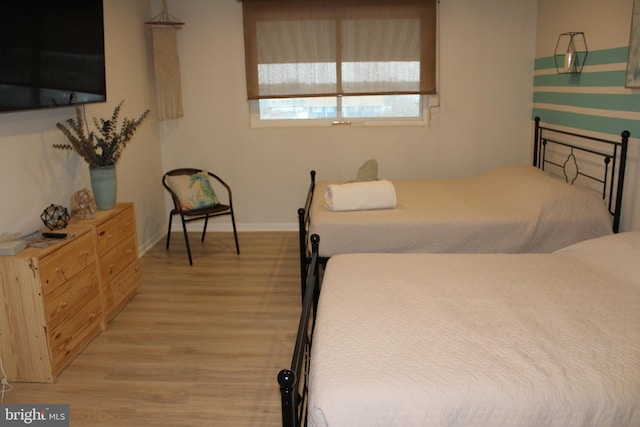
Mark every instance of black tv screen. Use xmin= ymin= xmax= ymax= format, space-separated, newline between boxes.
xmin=0 ymin=0 xmax=106 ymax=113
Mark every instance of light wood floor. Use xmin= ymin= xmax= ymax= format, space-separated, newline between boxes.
xmin=4 ymin=232 xmax=302 ymax=427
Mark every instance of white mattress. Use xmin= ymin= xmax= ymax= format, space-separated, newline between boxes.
xmin=308 ymin=232 xmax=640 ymax=427
xmin=309 ymin=165 xmax=614 ymax=257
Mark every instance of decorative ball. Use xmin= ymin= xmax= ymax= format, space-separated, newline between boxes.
xmin=40 ymin=204 xmax=71 ymax=230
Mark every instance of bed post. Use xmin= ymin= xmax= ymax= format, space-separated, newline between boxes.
xmin=533 ymin=116 xmax=541 ymax=167
xmin=298 ymin=207 xmax=308 ymax=300
xmin=613 ymin=130 xmax=630 ymax=233
xmin=298 ymin=170 xmax=317 ymax=301
xmin=278 ymin=369 xmax=298 ymax=427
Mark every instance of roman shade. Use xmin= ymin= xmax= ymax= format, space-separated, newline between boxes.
xmin=242 ymin=0 xmax=437 ymax=100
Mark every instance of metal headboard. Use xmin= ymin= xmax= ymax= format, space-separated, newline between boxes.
xmin=533 ymin=117 xmax=630 ymax=233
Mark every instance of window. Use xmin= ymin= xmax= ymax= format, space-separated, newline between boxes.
xmin=242 ymin=0 xmax=437 ymax=126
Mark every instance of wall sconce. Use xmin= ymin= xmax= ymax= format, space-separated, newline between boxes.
xmin=554 ymin=32 xmax=588 ymax=74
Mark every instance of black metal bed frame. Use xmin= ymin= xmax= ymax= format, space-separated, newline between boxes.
xmin=278 ymin=234 xmax=321 ymax=427
xmin=533 ymin=116 xmax=630 ymax=233
xmin=283 ymin=117 xmax=631 ymax=427
xmin=296 ymin=118 xmax=631 ymax=297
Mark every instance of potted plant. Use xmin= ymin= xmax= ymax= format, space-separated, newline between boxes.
xmin=56 ymin=101 xmax=150 ymax=210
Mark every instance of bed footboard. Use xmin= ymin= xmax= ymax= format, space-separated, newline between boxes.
xmin=279 ymin=234 xmax=321 ymax=427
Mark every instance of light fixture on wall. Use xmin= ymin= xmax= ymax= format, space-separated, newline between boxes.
xmin=554 ymin=32 xmax=588 ymax=74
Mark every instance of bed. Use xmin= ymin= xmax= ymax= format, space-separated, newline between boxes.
xmin=296 ymin=118 xmax=630 ymax=294
xmin=278 ymin=232 xmax=640 ymax=426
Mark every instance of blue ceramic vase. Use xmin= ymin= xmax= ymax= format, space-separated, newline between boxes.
xmin=90 ymin=165 xmax=117 ymax=210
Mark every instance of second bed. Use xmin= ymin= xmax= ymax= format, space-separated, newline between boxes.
xmin=297 ymin=119 xmax=630 ymax=293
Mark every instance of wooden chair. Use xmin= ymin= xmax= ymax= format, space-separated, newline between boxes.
xmin=162 ymin=168 xmax=240 ymax=265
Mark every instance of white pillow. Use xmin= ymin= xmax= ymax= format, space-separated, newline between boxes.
xmin=555 ymin=232 xmax=640 ymax=285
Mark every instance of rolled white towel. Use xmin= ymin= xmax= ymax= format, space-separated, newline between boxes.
xmin=324 ymin=180 xmax=397 ymax=212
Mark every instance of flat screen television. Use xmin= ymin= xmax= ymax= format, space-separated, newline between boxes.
xmin=0 ymin=0 xmax=106 ymax=113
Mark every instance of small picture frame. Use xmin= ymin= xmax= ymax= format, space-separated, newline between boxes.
xmin=71 ymin=188 xmax=97 ymax=220
xmin=626 ymin=0 xmax=640 ymax=88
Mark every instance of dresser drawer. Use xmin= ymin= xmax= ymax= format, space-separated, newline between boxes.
xmin=96 ymin=206 xmax=135 ymax=256
xmin=39 ymin=232 xmax=97 ymax=297
xmin=100 ymin=234 xmax=138 ymax=284
xmin=48 ymin=292 xmax=102 ymax=375
xmin=44 ymin=263 xmax=100 ymax=331
xmin=103 ymin=261 xmax=141 ymax=322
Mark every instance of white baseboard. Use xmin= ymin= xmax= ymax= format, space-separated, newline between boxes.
xmin=137 ymin=228 xmax=166 ymax=258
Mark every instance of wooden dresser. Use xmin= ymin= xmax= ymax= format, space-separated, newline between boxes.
xmin=0 ymin=203 xmax=141 ymax=383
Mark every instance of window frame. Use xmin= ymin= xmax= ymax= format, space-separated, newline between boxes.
xmin=249 ymin=94 xmax=437 ymax=128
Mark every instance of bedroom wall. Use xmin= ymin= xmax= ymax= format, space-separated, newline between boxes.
xmin=155 ymin=0 xmax=538 ymax=231
xmin=0 ymin=0 xmax=166 ymax=252
xmin=535 ymin=0 xmax=640 ymax=231
xmin=2 ymin=1 xmax=634 ymax=249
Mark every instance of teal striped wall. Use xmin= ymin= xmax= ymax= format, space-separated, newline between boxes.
xmin=532 ymin=46 xmax=639 ymax=139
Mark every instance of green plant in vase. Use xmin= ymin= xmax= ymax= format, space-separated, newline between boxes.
xmin=56 ymin=101 xmax=150 ymax=210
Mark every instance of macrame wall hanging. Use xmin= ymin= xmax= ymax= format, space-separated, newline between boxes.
xmin=146 ymin=0 xmax=185 ymax=121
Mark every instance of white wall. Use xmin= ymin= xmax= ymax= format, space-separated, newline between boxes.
xmin=0 ymin=0 xmax=166 ymax=252
xmin=0 ymin=0 xmax=562 ymax=250
xmin=156 ymin=0 xmax=538 ymax=230
xmin=4 ymin=0 xmax=634 ymax=250
xmin=536 ymin=0 xmax=633 ymax=56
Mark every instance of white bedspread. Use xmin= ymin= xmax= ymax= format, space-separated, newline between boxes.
xmin=309 ymin=165 xmax=614 ymax=257
xmin=308 ymin=232 xmax=640 ymax=427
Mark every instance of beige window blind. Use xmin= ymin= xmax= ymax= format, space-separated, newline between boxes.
xmin=242 ymin=0 xmax=437 ymax=100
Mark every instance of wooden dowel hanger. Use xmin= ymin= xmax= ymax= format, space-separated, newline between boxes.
xmin=145 ymin=0 xmax=184 ymax=28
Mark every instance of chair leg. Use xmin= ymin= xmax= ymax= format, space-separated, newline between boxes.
xmin=179 ymin=213 xmax=194 ymax=265
xmin=231 ymin=208 xmax=240 ymax=254
xmin=201 ymin=215 xmax=209 ymax=242
xmin=166 ymin=212 xmax=174 ymax=250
